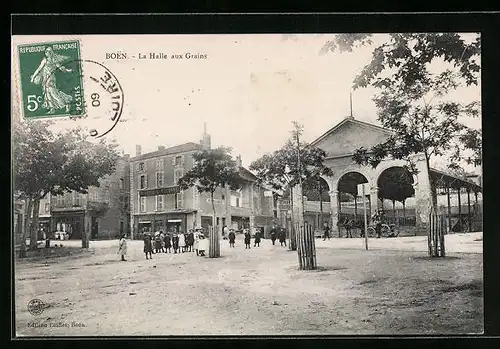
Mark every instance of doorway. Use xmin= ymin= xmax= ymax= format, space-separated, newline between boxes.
xmin=91 ymin=217 xmax=99 ymax=239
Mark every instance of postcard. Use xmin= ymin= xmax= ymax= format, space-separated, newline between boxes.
xmin=12 ymin=32 xmax=483 ymax=337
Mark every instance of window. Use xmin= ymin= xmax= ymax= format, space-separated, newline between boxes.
xmin=138 ymin=162 xmax=145 ymax=171
xmin=221 ymin=194 xmax=225 ymax=200
xmin=44 ymin=203 xmax=50 ymax=213
xmin=176 ymin=191 xmax=184 ymax=209
xmin=139 ymin=175 xmax=147 ymax=189
xmin=231 ymin=194 xmax=241 ymax=207
xmin=175 ymin=156 xmax=182 ymax=166
xmin=56 ymin=195 xmax=65 ymax=206
xmin=156 ymin=158 xmax=164 ymax=170
xmin=155 ymin=195 xmax=164 ymax=211
xmin=119 ymin=178 xmax=124 ymax=189
xmin=174 ymin=168 xmax=183 ymax=183
xmin=156 ymin=172 xmax=164 ymax=187
xmin=140 ymin=197 xmax=146 ymax=212
xmin=74 ymin=193 xmax=81 ymax=206
xmin=104 ymin=190 xmax=110 ymax=204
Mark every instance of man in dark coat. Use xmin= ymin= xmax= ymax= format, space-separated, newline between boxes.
xmin=143 ymin=233 xmax=153 ymax=259
xmin=279 ymin=228 xmax=287 ymax=247
xmin=187 ymin=230 xmax=195 ymax=252
xmin=228 ymin=229 xmax=236 ymax=248
xmin=244 ymin=229 xmax=251 ymax=249
xmin=270 ymin=226 xmax=277 ymax=245
xmin=172 ymin=234 xmax=180 ymax=254
xmin=254 ymin=229 xmax=261 ymax=247
xmin=323 ymin=222 xmax=331 ymax=241
xmin=164 ymin=233 xmax=172 ymax=253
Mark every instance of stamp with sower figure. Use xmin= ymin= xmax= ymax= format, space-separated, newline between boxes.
xmin=16 ymin=40 xmax=124 ymax=138
xmin=17 ymin=40 xmax=84 ymax=119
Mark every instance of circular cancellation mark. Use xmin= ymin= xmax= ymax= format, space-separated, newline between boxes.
xmin=62 ymin=59 xmax=125 ymax=139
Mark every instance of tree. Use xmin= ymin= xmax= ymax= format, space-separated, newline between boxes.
xmin=13 ymin=120 xmax=119 ymax=256
xmin=322 ymin=33 xmax=481 ymax=256
xmin=177 ymin=146 xmax=243 ymax=258
xmin=250 ymin=122 xmax=333 ymax=254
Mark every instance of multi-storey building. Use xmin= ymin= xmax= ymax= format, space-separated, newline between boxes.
xmin=49 ymin=155 xmax=130 ymax=240
xmin=129 ymin=127 xmax=277 ymax=238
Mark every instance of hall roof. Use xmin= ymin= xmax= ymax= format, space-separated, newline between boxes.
xmin=310 ymin=116 xmax=393 ymax=147
xmin=311 ymin=117 xmax=482 ymax=193
xmin=429 ymin=168 xmax=482 ymax=193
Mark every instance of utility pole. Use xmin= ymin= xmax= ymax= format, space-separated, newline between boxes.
xmin=293 ymin=122 xmax=305 ymax=227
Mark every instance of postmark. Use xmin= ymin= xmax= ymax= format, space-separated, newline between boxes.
xmin=27 ymin=298 xmax=45 ymax=316
xmin=16 ymin=40 xmax=124 ymax=138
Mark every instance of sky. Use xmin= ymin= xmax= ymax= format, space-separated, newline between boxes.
xmin=12 ymin=33 xmax=481 ymax=170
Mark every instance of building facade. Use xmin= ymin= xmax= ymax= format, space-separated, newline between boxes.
xmin=49 ymin=155 xmax=130 ymax=240
xmin=129 ymin=129 xmax=277 ymax=238
xmin=288 ymin=116 xmax=482 ymax=235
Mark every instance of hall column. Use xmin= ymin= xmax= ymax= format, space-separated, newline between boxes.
xmin=329 ymin=190 xmax=339 ymax=236
xmin=409 ymin=153 xmax=432 ymax=229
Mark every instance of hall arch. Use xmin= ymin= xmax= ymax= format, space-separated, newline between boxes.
xmin=334 ymin=171 xmax=371 ymax=236
xmin=376 ymin=166 xmax=416 ymax=231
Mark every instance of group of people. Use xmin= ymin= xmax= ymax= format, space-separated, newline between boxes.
xmin=116 ymin=225 xmax=294 ymax=261
xmin=227 ymin=225 xmax=288 ymax=249
xmin=269 ymin=226 xmax=287 ymax=247
xmin=142 ymin=230 xmax=209 ymax=259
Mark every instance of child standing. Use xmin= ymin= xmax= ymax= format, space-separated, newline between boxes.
xmin=244 ymin=228 xmax=251 ymax=249
xmin=117 ymin=234 xmax=127 ymax=261
xmin=143 ymin=233 xmax=153 ymax=259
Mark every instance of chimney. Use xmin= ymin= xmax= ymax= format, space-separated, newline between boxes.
xmin=135 ymin=145 xmax=142 ymax=156
xmin=123 ymin=153 xmax=130 ymax=160
xmin=200 ymin=122 xmax=211 ymax=150
xmin=236 ymin=155 xmax=242 ymax=168
xmin=158 ymin=145 xmax=165 ymax=151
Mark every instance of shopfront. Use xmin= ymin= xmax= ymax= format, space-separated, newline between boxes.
xmin=135 ymin=211 xmax=192 ymax=236
xmin=51 ymin=210 xmax=85 ymax=239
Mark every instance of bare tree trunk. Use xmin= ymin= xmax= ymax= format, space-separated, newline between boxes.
xmin=30 ymin=196 xmax=41 ymax=250
xmin=425 ymin=153 xmax=442 ymax=257
xmin=289 ymin=186 xmax=297 ymax=251
xmin=318 ymin=181 xmax=323 ymax=228
xmin=210 ymin=190 xmax=220 ymax=258
xmin=19 ymin=197 xmax=33 ymax=258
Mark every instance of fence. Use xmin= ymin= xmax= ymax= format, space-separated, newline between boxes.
xmin=295 ymin=224 xmax=317 ymax=270
xmin=207 ymin=225 xmax=221 ymax=258
xmin=428 ymin=213 xmax=446 ymax=257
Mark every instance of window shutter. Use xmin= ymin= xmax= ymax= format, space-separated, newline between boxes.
xmin=136 ymin=163 xmax=139 ymax=172
xmin=172 ymin=156 xmax=176 ymax=166
xmin=145 ymin=175 xmax=148 ymax=188
xmin=181 ymin=155 xmax=185 ymax=166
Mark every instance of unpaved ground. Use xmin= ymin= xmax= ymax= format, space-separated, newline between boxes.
xmin=15 ymin=234 xmax=483 ymax=336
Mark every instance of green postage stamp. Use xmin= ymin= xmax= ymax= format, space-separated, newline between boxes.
xmin=17 ymin=40 xmax=84 ymax=119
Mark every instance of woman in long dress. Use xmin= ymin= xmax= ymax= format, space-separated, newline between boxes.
xmin=30 ymin=47 xmax=73 ymax=114
xmin=198 ymin=234 xmax=209 ymax=256
xmin=178 ymin=232 xmax=186 ymax=253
